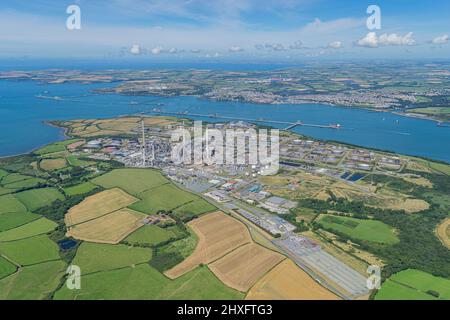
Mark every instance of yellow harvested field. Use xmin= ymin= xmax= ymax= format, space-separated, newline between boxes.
xmin=436 ymin=218 xmax=450 ymax=249
xmin=209 ymin=243 xmax=285 ymax=292
xmin=93 ymin=117 xmax=139 ymax=125
xmin=261 ymin=172 xmax=334 ymax=199
xmin=97 ymin=120 xmax=139 ymax=132
xmin=82 ymin=130 xmax=124 ymax=137
xmin=406 ymin=161 xmax=432 ymax=173
xmin=143 ymin=117 xmax=176 ymax=126
xmin=67 ymin=140 xmax=86 ymax=150
xmin=315 ymin=190 xmax=331 ymax=201
xmin=398 ymin=174 xmax=433 ymax=188
xmin=65 ymin=188 xmax=138 ymax=226
xmin=66 ymin=208 xmax=145 ymax=244
xmin=66 ymin=117 xmax=177 ymax=138
xmin=385 ymin=198 xmax=430 ymax=213
xmin=165 ymin=211 xmax=252 ymax=279
xmin=40 ymin=158 xmax=67 ymax=171
xmin=246 ymin=260 xmax=340 ymax=300
xmin=76 ymin=125 xmax=100 ymax=135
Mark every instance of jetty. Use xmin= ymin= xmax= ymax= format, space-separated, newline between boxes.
xmin=143 ymin=109 xmax=342 ymax=130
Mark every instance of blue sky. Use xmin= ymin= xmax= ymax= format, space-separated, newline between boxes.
xmin=0 ymin=0 xmax=449 ymax=60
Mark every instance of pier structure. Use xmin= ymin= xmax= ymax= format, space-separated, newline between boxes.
xmin=143 ymin=109 xmax=342 ymax=130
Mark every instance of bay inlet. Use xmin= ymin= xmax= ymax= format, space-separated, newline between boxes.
xmin=0 ymin=80 xmax=449 ymax=163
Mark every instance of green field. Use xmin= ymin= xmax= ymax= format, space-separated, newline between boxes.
xmin=0 ymin=218 xmax=57 ymax=242
xmin=1 ymin=173 xmax=36 ymax=185
xmin=38 ymin=151 xmax=68 ymax=159
xmin=66 ymin=155 xmax=94 ymax=167
xmin=92 ymin=168 xmax=168 ymax=195
xmin=130 ymin=184 xmax=197 ymax=214
xmin=34 ymin=139 xmax=82 ymax=155
xmin=375 ymin=280 xmax=437 ymax=300
xmin=409 ymin=107 xmax=450 ymax=115
xmin=0 ymin=158 xmax=34 ymax=172
xmin=0 ymin=234 xmax=61 ymax=266
xmin=0 ymin=187 xmax=16 ymax=196
xmin=125 ymin=225 xmax=183 ymax=246
xmin=319 ymin=215 xmax=399 ymax=244
xmin=14 ymin=188 xmax=64 ymax=211
xmin=412 ymin=158 xmax=450 ymax=176
xmin=34 ymin=144 xmax=66 ymax=155
xmin=150 ymin=228 xmax=198 ymax=272
xmin=376 ymin=269 xmax=450 ymax=300
xmin=0 ymin=194 xmax=27 ymax=214
xmin=428 ymin=162 xmax=450 ymax=176
xmin=0 ymin=257 xmax=16 ymax=280
xmin=173 ymin=199 xmax=216 ymax=220
xmin=63 ymin=182 xmax=98 ymax=196
xmin=0 ymin=260 xmax=66 ymax=299
xmin=158 ymin=228 xmax=198 ymax=259
xmin=2 ymin=177 xmax=45 ymax=189
xmin=91 ymin=168 xmax=206 ymax=216
xmin=54 ymin=264 xmax=244 ymax=300
xmin=0 ymin=212 xmax=40 ymax=232
xmin=0 ymin=169 xmax=8 ymax=179
xmin=71 ymin=242 xmax=152 ymax=274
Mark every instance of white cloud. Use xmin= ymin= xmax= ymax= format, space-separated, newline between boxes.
xmin=168 ymin=47 xmax=184 ymax=54
xmin=254 ymin=43 xmax=287 ymax=51
xmin=327 ymin=41 xmax=342 ymax=49
xmin=130 ymin=44 xmax=142 ymax=55
xmin=289 ymin=40 xmax=303 ymax=50
xmin=302 ymin=18 xmax=365 ymax=34
xmin=229 ymin=46 xmax=244 ymax=52
xmin=432 ymin=34 xmax=449 ymax=45
xmin=2 ymin=10 xmax=444 ymax=59
xmin=379 ymin=32 xmax=415 ymax=46
xmin=151 ymin=46 xmax=164 ymax=54
xmin=357 ymin=32 xmax=378 ymax=48
xmin=204 ymin=52 xmax=221 ymax=58
xmin=357 ymin=32 xmax=415 ymax=48
xmin=264 ymin=43 xmax=287 ymax=51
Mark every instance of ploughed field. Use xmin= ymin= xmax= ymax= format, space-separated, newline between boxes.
xmin=246 ymin=260 xmax=339 ymax=300
xmin=165 ymin=211 xmax=252 ymax=279
xmin=166 ymin=211 xmax=339 ymax=299
xmin=436 ymin=217 xmax=450 ymax=249
xmin=0 ymin=146 xmax=229 ymax=300
xmin=2 ymin=115 xmax=449 ymax=300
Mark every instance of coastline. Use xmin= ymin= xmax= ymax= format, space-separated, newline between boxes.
xmin=2 ymin=76 xmax=447 ymax=125
xmin=0 ymin=120 xmax=68 ymax=160
xmin=2 ymin=114 xmax=449 ymax=166
xmin=0 ymin=78 xmax=448 ymax=163
xmin=394 ymin=111 xmax=448 ymax=124
xmin=1 ymin=76 xmax=446 ymax=126
xmin=123 ymin=91 xmax=445 ymax=125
